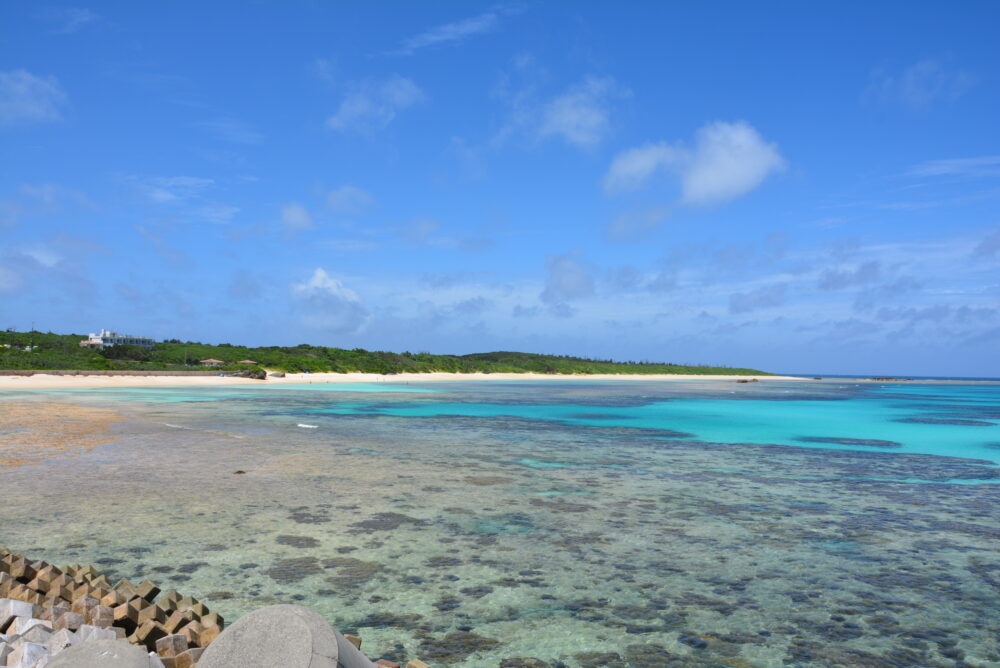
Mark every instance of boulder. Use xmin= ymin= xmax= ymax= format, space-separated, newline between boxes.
xmin=47 ymin=638 xmax=154 ymax=667
xmin=197 ymin=605 xmax=376 ymax=668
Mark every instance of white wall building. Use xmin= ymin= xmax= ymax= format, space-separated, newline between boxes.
xmin=79 ymin=329 xmax=155 ymax=349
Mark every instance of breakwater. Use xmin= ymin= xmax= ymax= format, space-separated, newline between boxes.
xmin=1 ymin=547 xmax=222 ymax=666
xmin=0 ymin=548 xmax=435 ymax=667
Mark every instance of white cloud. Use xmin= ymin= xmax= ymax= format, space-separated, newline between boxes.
xmin=0 ymin=70 xmax=67 ymax=126
xmin=538 ymin=76 xmax=625 ymax=149
xmin=603 ymin=121 xmax=785 ymax=205
xmin=908 ymin=155 xmax=1000 ymax=178
xmin=392 ymin=9 xmax=503 ymax=55
xmin=974 ymin=229 xmax=1000 ymax=260
xmin=399 ymin=218 xmax=441 ymax=245
xmin=728 ymin=283 xmax=787 ymax=314
xmin=817 ymin=261 xmax=881 ymax=290
xmin=603 ymin=143 xmax=678 ymax=193
xmin=42 ymin=7 xmax=97 ymax=34
xmin=865 ymin=59 xmax=976 ymax=109
xmin=281 ymin=203 xmax=313 ymax=230
xmin=607 ymin=206 xmax=670 ymax=241
xmin=196 ymin=203 xmax=240 ymax=224
xmin=396 ymin=218 xmax=495 ymax=251
xmin=21 ymin=246 xmax=60 ymax=268
xmin=326 ymin=185 xmax=374 ymax=215
xmin=326 ymin=76 xmax=425 ymax=132
xmin=291 ymin=268 xmax=370 ymax=335
xmin=493 ymin=66 xmax=627 ymax=150
xmin=17 ymin=183 xmax=92 ymax=212
xmin=541 ymin=253 xmax=594 ymax=305
xmin=682 ymin=121 xmax=786 ymax=205
xmin=131 ymin=176 xmax=215 ymax=203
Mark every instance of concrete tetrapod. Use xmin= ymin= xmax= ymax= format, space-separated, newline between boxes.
xmin=197 ymin=605 xmax=377 ymax=668
xmin=47 ymin=638 xmax=155 ymax=667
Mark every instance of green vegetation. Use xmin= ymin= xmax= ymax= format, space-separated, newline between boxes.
xmin=0 ymin=329 xmax=770 ymax=376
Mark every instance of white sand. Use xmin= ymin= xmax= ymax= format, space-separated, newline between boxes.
xmin=0 ymin=371 xmax=806 ymax=390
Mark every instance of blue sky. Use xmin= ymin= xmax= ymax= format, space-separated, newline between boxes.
xmin=2 ymin=2 xmax=998 ymax=376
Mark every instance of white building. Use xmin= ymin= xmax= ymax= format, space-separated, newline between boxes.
xmin=79 ymin=329 xmax=155 ymax=349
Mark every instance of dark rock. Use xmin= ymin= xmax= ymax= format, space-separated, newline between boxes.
xmin=277 ymin=535 xmax=320 ymax=549
xmin=573 ymin=652 xmax=627 ymax=668
xmin=678 ymin=635 xmax=708 ymax=649
xmin=266 ymin=557 xmax=322 ymax=584
xmin=797 ymin=436 xmax=902 ymax=448
xmin=896 ymin=417 xmax=994 ymax=426
xmin=352 ymin=513 xmax=425 ymax=531
xmin=288 ymin=508 xmax=331 ymax=524
xmin=418 ymin=630 xmax=500 ymax=663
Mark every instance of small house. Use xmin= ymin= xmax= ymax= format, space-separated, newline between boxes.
xmin=200 ymin=358 xmax=225 ymax=367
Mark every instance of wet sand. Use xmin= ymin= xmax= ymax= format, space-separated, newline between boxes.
xmin=0 ymin=402 xmax=123 ymax=470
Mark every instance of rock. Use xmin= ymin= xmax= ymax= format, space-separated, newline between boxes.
xmin=101 ymin=591 xmax=128 ymax=609
xmin=197 ymin=623 xmax=221 ymax=647
xmin=53 ymin=612 xmax=84 ymax=632
xmin=45 ymin=628 xmax=79 ymax=656
xmin=173 ymin=647 xmax=203 ymax=668
xmin=86 ymin=605 xmax=113 ymax=629
xmin=345 ymin=634 xmax=362 ymax=650
xmin=406 ymin=661 xmax=431 ymax=668
xmin=12 ymin=617 xmax=51 ymax=636
xmin=163 ymin=611 xmax=195 ymax=635
xmin=71 ymin=597 xmax=100 ymax=616
xmin=47 ymin=638 xmax=155 ymax=667
xmin=7 ymin=640 xmax=48 ymax=668
xmin=375 ymin=661 xmax=400 ymax=668
xmin=130 ymin=620 xmax=168 ymax=651
xmin=200 ymin=612 xmax=224 ymax=629
xmin=42 ymin=603 xmax=70 ymax=623
xmin=155 ymin=634 xmax=188 ymax=658
xmin=20 ymin=623 xmax=53 ymax=645
xmin=77 ymin=624 xmax=116 ymax=642
xmin=135 ymin=581 xmax=161 ymax=603
xmin=177 ymin=621 xmax=202 ymax=647
xmin=137 ymin=604 xmax=166 ymax=626
xmin=1 ymin=599 xmax=41 ymax=631
xmin=268 ymin=372 xmax=285 ymax=378
xmin=197 ymin=604 xmax=376 ymax=668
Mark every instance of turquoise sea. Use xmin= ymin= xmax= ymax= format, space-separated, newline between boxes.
xmin=2 ymin=378 xmax=999 ymax=666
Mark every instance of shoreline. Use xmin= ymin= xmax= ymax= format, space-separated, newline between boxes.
xmin=0 ymin=371 xmax=995 ymax=390
xmin=0 ymin=370 xmax=806 ymax=390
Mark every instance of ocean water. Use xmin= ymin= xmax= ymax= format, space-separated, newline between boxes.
xmin=2 ymin=379 xmax=999 ymax=666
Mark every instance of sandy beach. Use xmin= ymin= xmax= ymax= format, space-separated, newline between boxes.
xmin=0 ymin=371 xmax=809 ymax=390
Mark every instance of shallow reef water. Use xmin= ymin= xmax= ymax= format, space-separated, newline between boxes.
xmin=1 ymin=379 xmax=999 ymax=667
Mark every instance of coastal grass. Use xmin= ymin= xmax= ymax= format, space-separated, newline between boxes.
xmin=0 ymin=329 xmax=770 ymax=376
